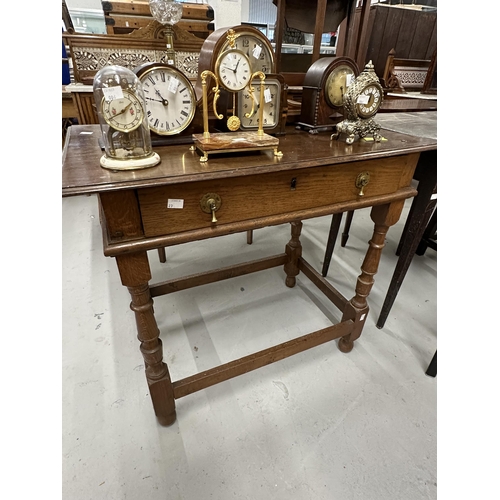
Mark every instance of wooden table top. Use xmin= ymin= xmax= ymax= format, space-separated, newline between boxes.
xmin=62 ymin=122 xmax=437 ymax=197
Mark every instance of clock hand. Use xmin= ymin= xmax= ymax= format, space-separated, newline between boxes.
xmin=113 ymin=101 xmax=132 ymax=118
xmin=145 ymin=97 xmax=165 ymax=104
xmin=234 ymin=58 xmax=241 ymax=72
xmin=155 ymin=89 xmax=169 ymax=106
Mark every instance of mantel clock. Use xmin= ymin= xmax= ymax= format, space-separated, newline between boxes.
xmin=298 ymin=56 xmax=359 ymax=133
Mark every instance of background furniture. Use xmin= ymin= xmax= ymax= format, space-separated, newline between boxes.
xmin=102 ymin=0 xmax=214 ymax=37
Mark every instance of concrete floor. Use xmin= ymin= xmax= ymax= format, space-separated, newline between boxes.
xmin=62 ymin=186 xmax=437 ymax=499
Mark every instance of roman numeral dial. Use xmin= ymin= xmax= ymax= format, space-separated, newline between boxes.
xmin=135 ymin=63 xmax=196 ymax=136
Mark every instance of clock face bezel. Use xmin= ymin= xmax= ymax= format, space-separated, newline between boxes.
xmin=325 ymin=63 xmax=357 ymax=108
xmin=101 ymin=89 xmax=144 ymax=133
xmin=215 ymin=48 xmax=253 ymax=92
xmin=220 ymin=29 xmax=275 ymax=75
xmin=355 ymin=82 xmax=383 ymax=119
xmin=237 ymin=76 xmax=282 ymax=131
xmin=134 ymin=63 xmax=197 ymax=136
xmin=195 ymin=25 xmax=277 ymax=100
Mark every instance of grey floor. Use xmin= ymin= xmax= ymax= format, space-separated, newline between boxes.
xmin=62 ymin=186 xmax=437 ymax=499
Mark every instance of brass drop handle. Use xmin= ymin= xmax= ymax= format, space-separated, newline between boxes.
xmin=200 ymin=193 xmax=222 ymax=223
xmin=355 ymin=172 xmax=370 ymax=196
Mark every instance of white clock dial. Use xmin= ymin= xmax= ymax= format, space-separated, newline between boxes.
xmin=356 ymin=84 xmax=382 ymax=118
xmin=138 ymin=65 xmax=196 ymax=136
xmin=216 ymin=49 xmax=252 ymax=91
xmin=101 ymin=89 xmax=144 ymax=133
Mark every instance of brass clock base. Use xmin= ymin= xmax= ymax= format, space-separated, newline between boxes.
xmin=331 ymin=118 xmax=382 ymax=145
xmin=192 ymin=131 xmax=282 ymax=162
xmin=100 ymin=152 xmax=161 ymax=170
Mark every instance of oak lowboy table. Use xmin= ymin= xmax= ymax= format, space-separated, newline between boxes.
xmin=62 ymin=124 xmax=437 ymax=426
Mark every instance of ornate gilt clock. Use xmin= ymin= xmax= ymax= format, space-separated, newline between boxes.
xmin=195 ymin=25 xmax=277 ymax=133
xmin=298 ymin=56 xmax=359 ymax=133
xmin=331 ymin=60 xmax=384 ymax=144
xmin=191 ymin=30 xmax=282 ymax=162
xmin=133 ymin=62 xmax=203 ymax=146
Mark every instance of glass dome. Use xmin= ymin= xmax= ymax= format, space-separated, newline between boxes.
xmin=93 ymin=65 xmax=160 ymax=170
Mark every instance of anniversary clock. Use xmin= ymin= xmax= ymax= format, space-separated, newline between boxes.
xmin=331 ymin=60 xmax=384 ymax=144
xmin=191 ymin=30 xmax=282 ymax=162
xmin=93 ymin=65 xmax=160 ymax=170
xmin=134 ymin=62 xmax=203 ymax=145
xmin=298 ymin=56 xmax=359 ymax=133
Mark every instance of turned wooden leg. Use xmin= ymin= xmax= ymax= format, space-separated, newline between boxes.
xmin=338 ymin=201 xmax=405 ymax=353
xmin=116 ymin=252 xmax=176 ymax=425
xmin=284 ymin=221 xmax=303 ymax=288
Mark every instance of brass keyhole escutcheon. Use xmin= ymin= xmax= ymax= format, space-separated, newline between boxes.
xmin=200 ymin=193 xmax=222 ymax=223
xmin=355 ymin=172 xmax=370 ymax=196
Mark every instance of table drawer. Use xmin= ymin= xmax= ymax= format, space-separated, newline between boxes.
xmin=138 ymin=155 xmax=416 ymax=237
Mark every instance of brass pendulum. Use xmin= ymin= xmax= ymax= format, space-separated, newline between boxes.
xmin=227 ymin=92 xmax=241 ymax=131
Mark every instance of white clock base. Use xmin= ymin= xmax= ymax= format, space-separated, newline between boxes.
xmin=100 ymin=152 xmax=161 ymax=170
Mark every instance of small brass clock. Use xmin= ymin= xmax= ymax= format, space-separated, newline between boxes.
xmin=93 ymin=65 xmax=160 ymax=170
xmin=331 ymin=60 xmax=384 ymax=144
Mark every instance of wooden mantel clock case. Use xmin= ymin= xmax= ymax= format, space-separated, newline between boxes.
xmin=62 ymin=123 xmax=436 ymax=426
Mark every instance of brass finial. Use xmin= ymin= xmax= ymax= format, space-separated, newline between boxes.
xmin=227 ymin=28 xmax=238 ymax=48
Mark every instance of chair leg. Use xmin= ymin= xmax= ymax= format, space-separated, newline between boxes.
xmin=158 ymin=247 xmax=167 ymax=263
xmin=416 ymin=208 xmax=437 ymax=256
xmin=321 ymin=212 xmax=343 ymax=277
xmin=341 ymin=210 xmax=354 ymax=247
xmin=425 ymin=350 xmax=437 ymax=377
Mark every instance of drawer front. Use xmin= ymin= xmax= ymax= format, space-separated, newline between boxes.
xmin=138 ymin=155 xmax=416 ymax=237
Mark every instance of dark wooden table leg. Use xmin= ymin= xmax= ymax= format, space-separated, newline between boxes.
xmin=416 ymin=207 xmax=437 ymax=256
xmin=377 ymin=151 xmax=437 ymax=329
xmin=321 ymin=213 xmax=343 ymax=277
xmin=376 ymin=198 xmax=435 ymax=329
xmin=247 ymin=229 xmax=253 ymax=244
xmin=338 ymin=201 xmax=405 ymax=353
xmin=425 ymin=350 xmax=437 ymax=377
xmin=284 ymin=221 xmax=303 ymax=287
xmin=341 ymin=210 xmax=354 ymax=247
xmin=116 ymin=252 xmax=176 ymax=426
xmin=158 ymin=247 xmax=167 ymax=263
